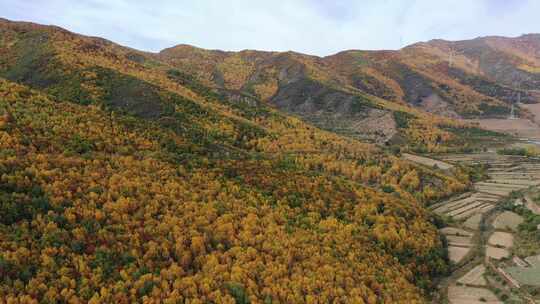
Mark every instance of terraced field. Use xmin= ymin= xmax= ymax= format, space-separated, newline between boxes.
xmin=402 ymin=153 xmax=455 ymax=170
xmin=493 ymin=211 xmax=524 ymax=231
xmin=431 ymin=152 xmax=540 ymax=304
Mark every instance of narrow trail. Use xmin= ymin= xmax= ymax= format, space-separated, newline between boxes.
xmin=425 ymin=152 xmax=540 ymax=303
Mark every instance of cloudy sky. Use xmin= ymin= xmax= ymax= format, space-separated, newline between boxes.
xmin=1 ymin=0 xmax=539 ymax=56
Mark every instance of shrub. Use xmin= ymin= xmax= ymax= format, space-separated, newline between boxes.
xmin=66 ymin=134 xmax=94 ymax=154
xmin=226 ymin=282 xmax=250 ymax=304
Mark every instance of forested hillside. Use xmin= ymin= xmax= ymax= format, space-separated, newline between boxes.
xmin=0 ymin=18 xmax=508 ymax=303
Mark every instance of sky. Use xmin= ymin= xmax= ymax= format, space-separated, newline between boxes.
xmin=1 ymin=0 xmax=539 ymax=56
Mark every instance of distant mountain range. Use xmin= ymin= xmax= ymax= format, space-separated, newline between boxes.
xmin=158 ymin=33 xmax=540 ymax=123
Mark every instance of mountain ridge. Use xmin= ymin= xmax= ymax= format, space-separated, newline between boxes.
xmin=160 ymin=32 xmax=540 ymax=59
xmin=155 ymin=30 xmax=540 ymax=148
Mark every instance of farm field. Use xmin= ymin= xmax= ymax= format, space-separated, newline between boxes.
xmin=488 ymin=231 xmax=514 ymax=248
xmin=502 ymin=254 xmax=540 ymax=295
xmin=447 ymin=285 xmax=502 ymax=304
xmin=505 ymin=262 xmax=540 ymax=287
xmin=402 ymin=153 xmax=454 ymax=170
xmin=463 ymin=214 xmax=483 ymax=230
xmin=492 ymin=211 xmax=523 ymax=231
xmin=431 ymin=151 xmax=540 ymax=303
xmin=466 ymin=118 xmax=540 ymax=140
xmin=457 ymin=264 xmax=487 ymax=286
xmin=486 ymin=246 xmax=510 ymax=260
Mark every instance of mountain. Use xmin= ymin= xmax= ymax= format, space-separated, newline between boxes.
xmin=158 ymin=34 xmax=540 ymax=141
xmin=0 ymin=17 xmax=519 ymax=303
xmin=160 ymin=34 xmax=540 ymax=111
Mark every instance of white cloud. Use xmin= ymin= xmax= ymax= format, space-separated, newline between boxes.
xmin=1 ymin=0 xmax=539 ymax=56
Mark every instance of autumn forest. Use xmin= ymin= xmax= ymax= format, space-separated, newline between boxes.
xmin=0 ymin=16 xmax=538 ymax=304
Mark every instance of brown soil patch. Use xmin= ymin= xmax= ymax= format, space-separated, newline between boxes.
xmin=493 ymin=211 xmax=524 ymax=231
xmin=402 ymin=153 xmax=454 ymax=170
xmin=486 ymin=246 xmax=510 ymax=260
xmin=449 ymin=246 xmax=472 ymax=263
xmin=457 ymin=264 xmax=487 ymax=286
xmin=447 ymin=235 xmax=473 ymax=247
xmin=488 ymin=232 xmax=514 ymax=248
xmin=447 ymin=285 xmax=502 ymax=304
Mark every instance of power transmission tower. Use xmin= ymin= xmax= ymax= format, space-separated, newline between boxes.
xmin=448 ymin=45 xmax=461 ymax=68
xmin=509 ymin=103 xmax=516 ymax=119
xmin=509 ymin=81 xmax=521 ymax=120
